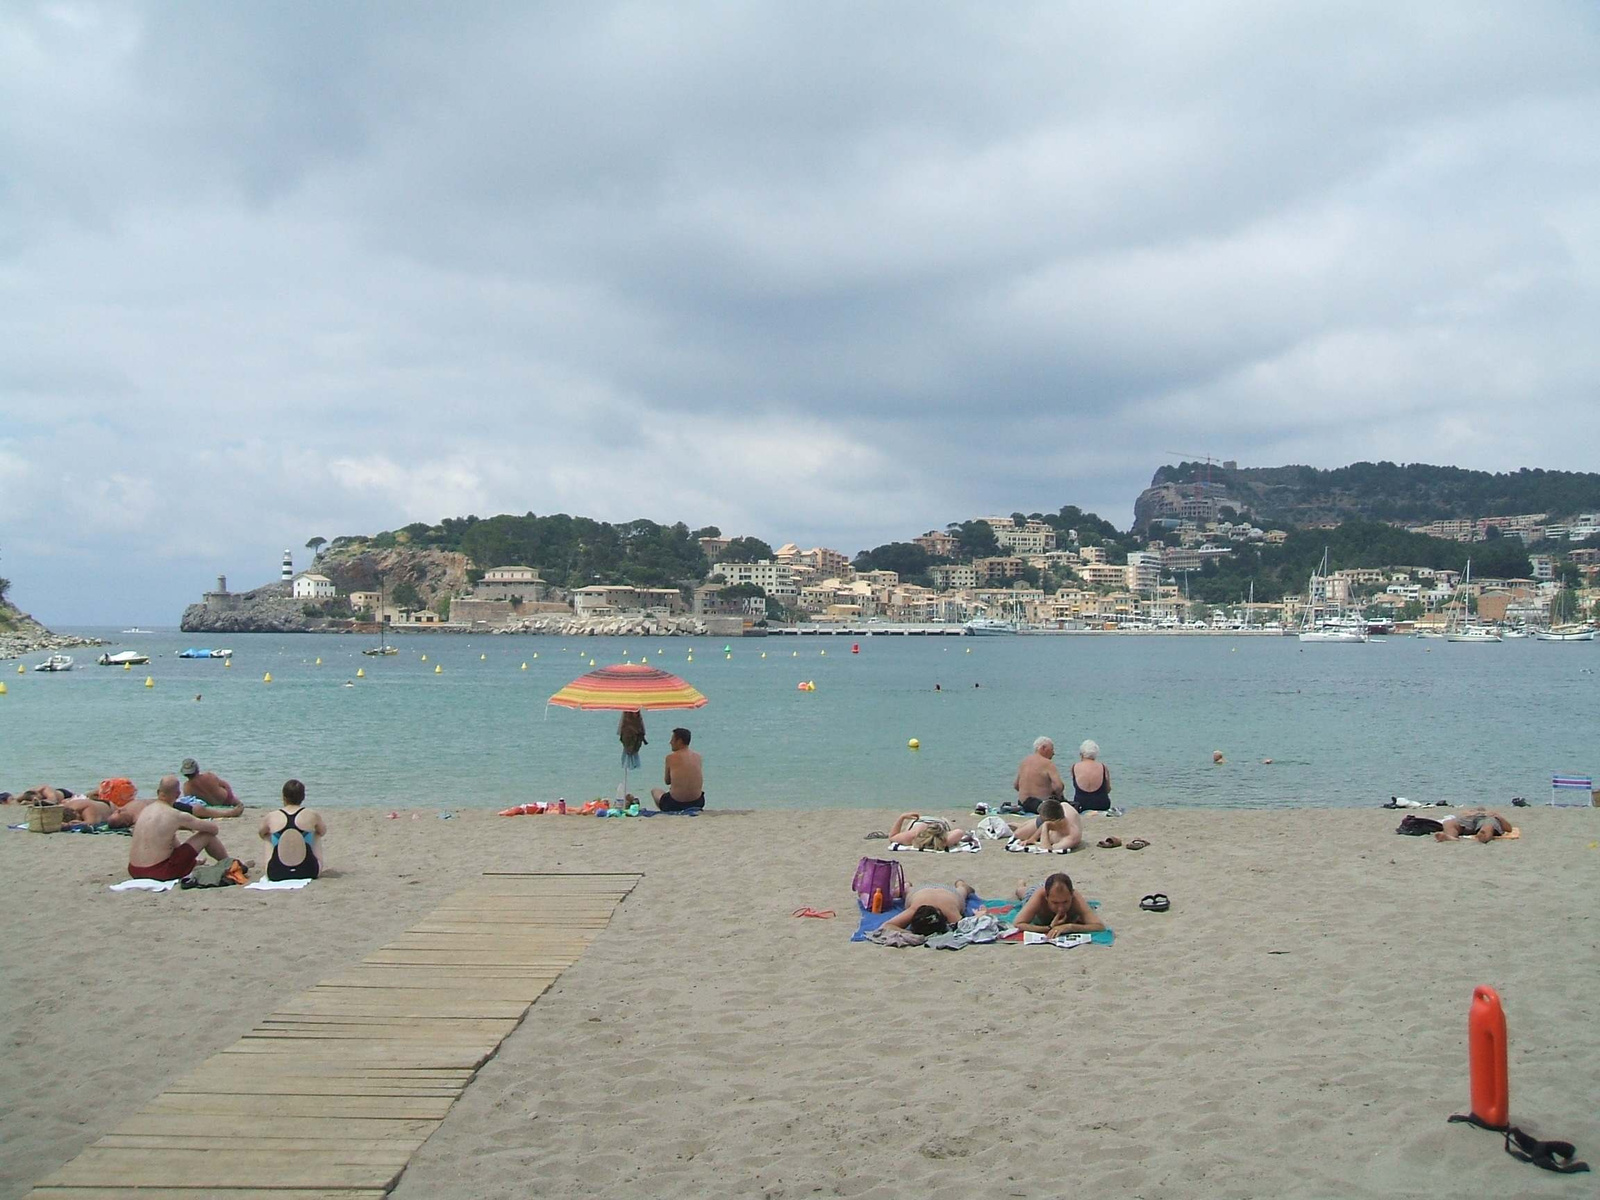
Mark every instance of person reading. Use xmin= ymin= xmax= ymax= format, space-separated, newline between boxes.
xmin=651 ymin=727 xmax=706 ymax=812
xmin=1012 ymin=873 xmax=1104 ymax=936
xmin=258 ymin=778 xmax=326 ymax=881
xmin=128 ymin=775 xmax=234 ymax=881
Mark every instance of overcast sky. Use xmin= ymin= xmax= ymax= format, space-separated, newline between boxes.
xmin=3 ymin=2 xmax=1597 ymax=625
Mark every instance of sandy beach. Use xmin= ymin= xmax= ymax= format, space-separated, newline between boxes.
xmin=2 ymin=803 xmax=1595 ymax=1199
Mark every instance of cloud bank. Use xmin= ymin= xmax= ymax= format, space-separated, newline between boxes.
xmin=3 ymin=1 xmax=1597 ymax=623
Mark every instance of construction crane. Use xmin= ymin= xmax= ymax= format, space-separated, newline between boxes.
xmin=1163 ymin=451 xmax=1227 ymax=499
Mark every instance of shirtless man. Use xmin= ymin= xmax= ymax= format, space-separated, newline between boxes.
xmin=880 ymin=881 xmax=973 ymax=935
xmin=651 ymin=728 xmax=706 ymax=812
xmin=128 ymin=775 xmax=233 ymax=881
xmin=1435 ymin=808 xmax=1516 ymax=843
xmin=1007 ymin=798 xmax=1083 ymax=852
xmin=1013 ymin=737 xmax=1065 ymax=815
xmin=178 ymin=758 xmax=244 ymax=818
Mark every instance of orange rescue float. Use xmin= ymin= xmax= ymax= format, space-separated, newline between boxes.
xmin=1467 ymin=984 xmax=1509 ymax=1128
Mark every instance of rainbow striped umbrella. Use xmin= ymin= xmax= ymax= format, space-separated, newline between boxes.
xmin=547 ymin=662 xmax=707 ymax=712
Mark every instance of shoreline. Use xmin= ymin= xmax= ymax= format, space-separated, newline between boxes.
xmin=3 ymin=804 xmax=1595 ymax=1199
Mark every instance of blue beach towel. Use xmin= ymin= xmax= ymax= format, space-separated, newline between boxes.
xmin=851 ymin=891 xmax=983 ymax=942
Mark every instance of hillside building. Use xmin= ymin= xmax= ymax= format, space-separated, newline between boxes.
xmin=291 ymin=573 xmax=336 ymax=600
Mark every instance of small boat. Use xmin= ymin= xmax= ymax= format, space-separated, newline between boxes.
xmin=1442 ymin=560 xmax=1501 ymax=642
xmin=177 ymin=648 xmax=232 ymax=659
xmin=121 ymin=627 xmax=152 ymax=634
xmin=1534 ymin=626 xmax=1596 ymax=642
xmin=33 ymin=654 xmax=74 ymax=672
xmin=1414 ymin=629 xmax=1445 ymax=639
xmin=1297 ymin=550 xmax=1369 ymax=643
xmin=97 ymin=651 xmax=150 ymax=666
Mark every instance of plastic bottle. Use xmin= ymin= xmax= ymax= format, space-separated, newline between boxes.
xmin=871 ymin=888 xmax=884 ymax=914
xmin=557 ymin=798 xmax=567 ymax=815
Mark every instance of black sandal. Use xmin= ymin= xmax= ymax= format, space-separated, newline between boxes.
xmin=1139 ymin=893 xmax=1170 ymax=912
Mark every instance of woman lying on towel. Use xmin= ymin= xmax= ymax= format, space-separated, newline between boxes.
xmin=886 ymin=812 xmax=977 ymax=851
xmin=1008 ymin=799 xmax=1083 ymax=852
xmin=1012 ymin=872 xmax=1104 ymax=937
xmin=881 ymin=881 xmax=974 ymax=936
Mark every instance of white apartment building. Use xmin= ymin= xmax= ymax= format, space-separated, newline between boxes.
xmin=291 ymin=573 xmax=336 ymax=600
xmin=713 ymin=560 xmax=799 ymax=602
xmin=929 ymin=564 xmax=978 ymax=592
xmin=1529 ymin=555 xmax=1555 ymax=581
xmin=977 ymin=517 xmax=1058 ymax=554
xmin=1077 ymin=562 xmax=1126 ymax=588
xmin=1125 ymin=552 xmax=1162 ymax=594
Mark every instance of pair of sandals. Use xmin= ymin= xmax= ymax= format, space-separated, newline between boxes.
xmin=1096 ymin=836 xmax=1149 ymax=850
xmin=1139 ymin=893 xmax=1171 ymax=913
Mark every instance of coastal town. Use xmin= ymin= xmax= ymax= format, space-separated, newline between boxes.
xmin=182 ymin=496 xmax=1600 ymax=638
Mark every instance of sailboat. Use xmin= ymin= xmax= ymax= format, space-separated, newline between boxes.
xmin=1444 ymin=560 xmax=1501 ymax=643
xmin=1298 ymin=549 xmax=1368 ymax=642
xmin=363 ymin=588 xmax=400 ymax=656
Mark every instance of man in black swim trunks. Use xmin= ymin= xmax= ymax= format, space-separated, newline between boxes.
xmin=1012 ymin=737 xmax=1065 ymax=815
xmin=652 ymin=728 xmax=706 ymax=812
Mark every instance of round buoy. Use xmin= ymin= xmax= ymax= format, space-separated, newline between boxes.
xmin=965 ymin=648 xmax=971 ymax=654
xmin=356 ymin=667 xmax=365 ymax=678
xmin=852 ymin=643 xmax=860 ymax=654
xmin=908 ymin=738 xmax=920 ymax=749
xmin=315 ymin=657 xmax=322 ymax=665
xmin=263 ymin=672 xmax=273 ymax=683
xmin=144 ymin=676 xmax=154 ymax=688
xmin=435 ymin=664 xmax=443 ymax=674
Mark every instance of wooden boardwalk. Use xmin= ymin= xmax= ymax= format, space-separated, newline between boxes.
xmin=29 ymin=872 xmax=641 ymax=1199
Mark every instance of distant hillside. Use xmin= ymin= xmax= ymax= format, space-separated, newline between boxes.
xmin=1136 ymin=462 xmax=1600 ymax=530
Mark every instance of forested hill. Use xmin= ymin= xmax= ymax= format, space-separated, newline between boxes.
xmin=1140 ymin=462 xmax=1600 ymax=528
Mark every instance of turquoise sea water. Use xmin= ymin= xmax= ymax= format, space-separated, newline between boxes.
xmin=4 ymin=629 xmax=1597 ymax=811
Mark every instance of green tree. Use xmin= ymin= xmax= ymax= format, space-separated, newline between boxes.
xmin=1400 ymin=600 xmax=1425 ymax=621
xmin=692 ymin=526 xmax=722 ymax=540
xmin=949 ymin=520 xmax=1000 ymax=559
xmin=854 ymin=542 xmax=933 ymax=581
xmin=306 ymin=536 xmax=327 ymax=558
xmin=1549 ymin=588 xmax=1580 ymax=624
xmin=720 ymin=582 xmax=766 ymax=601
xmin=391 ymin=580 xmax=422 ymax=610
xmin=719 ymin=536 xmax=774 ymax=562
xmin=0 ymin=545 xmax=9 ymax=606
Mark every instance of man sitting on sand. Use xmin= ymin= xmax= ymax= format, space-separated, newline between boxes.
xmin=879 ymin=881 xmax=974 ymax=935
xmin=178 ymin=758 xmax=244 ymax=818
xmin=128 ymin=775 xmax=235 ymax=881
xmin=1434 ymin=808 xmax=1516 ymax=843
xmin=651 ymin=728 xmax=706 ymax=812
xmin=1013 ymin=737 xmax=1065 ymax=815
xmin=1007 ymin=798 xmax=1082 ymax=852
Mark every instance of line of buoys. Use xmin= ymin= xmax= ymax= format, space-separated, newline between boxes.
xmin=263 ymin=672 xmax=273 ymax=683
xmin=356 ymin=667 xmax=365 ymax=677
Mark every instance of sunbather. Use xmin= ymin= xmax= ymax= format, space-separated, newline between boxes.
xmin=887 ymin=812 xmax=975 ymax=850
xmin=258 ymin=779 xmax=325 ymax=881
xmin=1008 ymin=798 xmax=1082 ymax=851
xmin=880 ymin=881 xmax=973 ymax=935
xmin=1434 ymin=808 xmax=1516 ymax=842
xmin=1012 ymin=872 xmax=1104 ymax=936
xmin=127 ymin=776 xmax=234 ymax=881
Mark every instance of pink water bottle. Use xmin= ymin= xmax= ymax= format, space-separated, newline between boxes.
xmin=557 ymin=798 xmax=567 ymax=815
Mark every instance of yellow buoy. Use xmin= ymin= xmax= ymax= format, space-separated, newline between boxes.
xmin=640 ymin=656 xmax=648 ymax=663
xmin=480 ymin=654 xmax=486 ymax=660
xmin=908 ymin=738 xmax=920 ymax=749
xmin=760 ymin=652 xmax=766 ymax=658
xmin=725 ymin=653 xmax=732 ymax=660
xmin=224 ymin=659 xmax=231 ymax=668
xmin=520 ymin=662 xmax=527 ymax=670
xmin=792 ymin=651 xmax=798 ymax=657
xmin=356 ymin=667 xmax=365 ymax=677
xmin=421 ymin=654 xmax=428 ymax=661
xmin=263 ymin=672 xmax=273 ymax=683
xmin=965 ymin=648 xmax=971 ymax=654
xmin=144 ymin=675 xmax=154 ymax=688
xmin=687 ymin=655 xmax=693 ymax=663
xmin=315 ymin=657 xmax=322 ymax=665
xmin=820 ymin=649 xmax=826 ymax=656
xmin=588 ymin=659 xmax=595 ymax=667
xmin=0 ymin=681 xmax=7 ymax=694
xmin=435 ymin=664 xmax=443 ymax=674
xmin=533 ymin=652 xmax=538 ymax=659
xmin=123 ymin=662 xmax=131 ymax=671
xmin=15 ymin=664 xmax=23 ymax=674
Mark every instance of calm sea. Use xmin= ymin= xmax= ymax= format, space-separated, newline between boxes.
xmin=4 ymin=629 xmax=1596 ymax=811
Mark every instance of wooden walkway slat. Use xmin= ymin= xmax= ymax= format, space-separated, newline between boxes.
xmin=33 ymin=872 xmax=640 ymax=1198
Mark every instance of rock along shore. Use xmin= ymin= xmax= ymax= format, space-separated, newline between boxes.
xmin=490 ymin=614 xmax=712 ymax=637
xmin=0 ymin=608 xmax=104 ymax=662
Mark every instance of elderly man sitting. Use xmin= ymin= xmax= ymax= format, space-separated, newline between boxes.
xmin=1012 ymin=737 xmax=1065 ymax=815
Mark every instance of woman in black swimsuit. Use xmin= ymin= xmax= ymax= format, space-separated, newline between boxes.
xmin=257 ymin=779 xmax=326 ymax=881
xmin=1069 ymin=740 xmax=1112 ymax=812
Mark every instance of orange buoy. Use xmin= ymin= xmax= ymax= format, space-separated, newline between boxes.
xmin=1466 ymin=985 xmax=1509 ymax=1128
xmin=851 ymin=642 xmax=860 ymax=654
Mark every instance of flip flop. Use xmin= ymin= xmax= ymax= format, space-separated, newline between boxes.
xmin=1140 ymin=894 xmax=1170 ymax=912
xmin=791 ymin=907 xmax=836 ymax=919
xmin=1097 ymin=836 xmax=1122 ymax=849
xmin=864 ymin=830 xmax=888 ymax=839
xmin=1126 ymin=838 xmax=1150 ymax=851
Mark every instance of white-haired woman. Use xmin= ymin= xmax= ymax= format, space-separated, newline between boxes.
xmin=1069 ymin=740 xmax=1112 ymax=812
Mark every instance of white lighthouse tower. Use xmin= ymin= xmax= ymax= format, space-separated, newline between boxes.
xmin=281 ymin=550 xmax=293 ymax=581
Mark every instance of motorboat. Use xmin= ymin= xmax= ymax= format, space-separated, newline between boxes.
xmin=33 ymin=654 xmax=73 ymax=672
xmin=177 ymin=648 xmax=233 ymax=659
xmin=97 ymin=651 xmax=150 ymax=666
xmin=121 ymin=627 xmax=153 ymax=634
xmin=962 ymin=618 xmax=1018 ymax=635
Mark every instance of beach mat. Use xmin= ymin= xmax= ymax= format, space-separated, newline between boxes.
xmin=986 ymin=898 xmax=1115 ymax=945
xmin=851 ymin=891 xmax=983 ymax=941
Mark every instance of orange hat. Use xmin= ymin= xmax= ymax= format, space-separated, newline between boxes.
xmin=98 ymin=778 xmax=138 ymax=807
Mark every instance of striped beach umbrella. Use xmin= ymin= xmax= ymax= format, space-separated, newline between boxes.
xmin=547 ymin=662 xmax=707 ymax=712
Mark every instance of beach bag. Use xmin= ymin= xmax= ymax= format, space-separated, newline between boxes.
xmin=180 ymin=858 xmax=250 ymax=888
xmin=853 ymin=857 xmax=906 ymax=910
xmin=98 ymin=778 xmax=137 ymax=808
xmin=1395 ymin=814 xmax=1445 ymax=836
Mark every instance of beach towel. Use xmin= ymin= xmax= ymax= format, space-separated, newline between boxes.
xmin=1004 ymin=839 xmax=1074 ymax=854
xmin=244 ymin=878 xmax=313 ymax=890
xmin=887 ymin=840 xmax=980 ymax=853
xmin=988 ymin=898 xmax=1115 ymax=945
xmin=851 ymin=890 xmax=983 ymax=942
xmin=109 ymin=879 xmax=179 ymax=892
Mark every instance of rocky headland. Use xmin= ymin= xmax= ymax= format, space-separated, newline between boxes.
xmin=0 ymin=604 xmax=104 ymax=661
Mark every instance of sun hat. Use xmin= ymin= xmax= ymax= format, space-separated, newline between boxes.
xmin=180 ymin=758 xmax=200 ymax=777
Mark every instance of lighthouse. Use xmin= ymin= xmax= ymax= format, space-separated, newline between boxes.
xmin=281 ymin=550 xmax=293 ymax=581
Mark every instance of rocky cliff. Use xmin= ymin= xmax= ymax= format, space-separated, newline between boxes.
xmin=0 ymin=603 xmax=103 ymax=660
xmin=181 ymin=584 xmax=322 ymax=633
